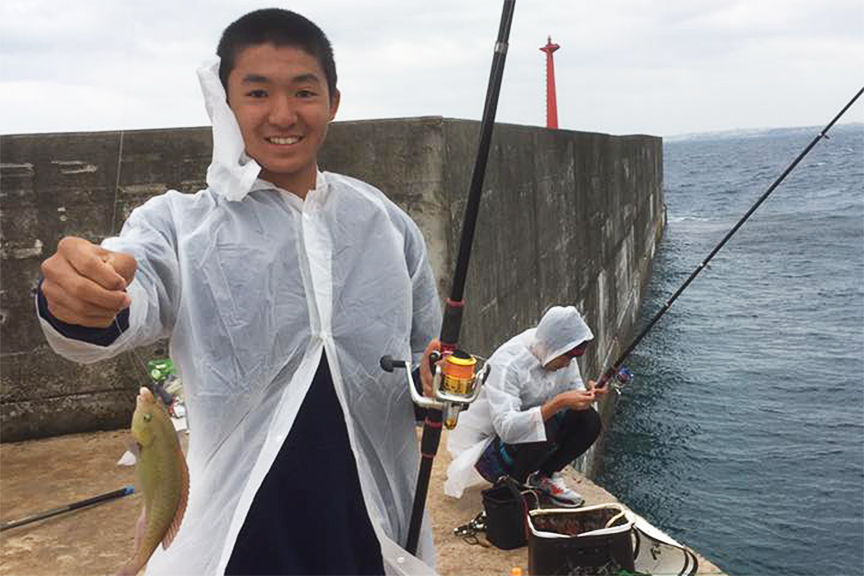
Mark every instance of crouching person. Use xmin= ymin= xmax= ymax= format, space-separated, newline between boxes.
xmin=444 ymin=306 xmax=607 ymax=507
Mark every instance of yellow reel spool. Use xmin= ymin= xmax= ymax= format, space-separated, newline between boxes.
xmin=440 ymin=351 xmax=478 ymax=397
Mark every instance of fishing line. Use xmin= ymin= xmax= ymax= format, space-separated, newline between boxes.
xmin=109 ymin=134 xmax=153 ymax=388
xmin=110 ymin=131 xmax=125 ymax=237
xmin=597 ymin=85 xmax=864 ymax=390
xmin=106 ymin=4 xmax=158 ymax=391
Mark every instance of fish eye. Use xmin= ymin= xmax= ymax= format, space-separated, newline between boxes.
xmin=143 ymin=413 xmax=153 ymax=422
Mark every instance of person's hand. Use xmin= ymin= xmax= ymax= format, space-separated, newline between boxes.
xmin=556 ymin=389 xmax=596 ymax=411
xmin=419 ymin=338 xmax=442 ymax=397
xmin=40 ymin=237 xmax=137 ymax=328
xmin=586 ymin=379 xmax=610 ymax=399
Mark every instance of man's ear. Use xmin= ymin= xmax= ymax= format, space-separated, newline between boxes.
xmin=328 ymin=89 xmax=341 ymax=122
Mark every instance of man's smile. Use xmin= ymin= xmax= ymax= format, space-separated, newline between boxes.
xmin=266 ymin=135 xmax=303 ymax=145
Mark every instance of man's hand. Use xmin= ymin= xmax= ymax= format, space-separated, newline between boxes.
xmin=542 ymin=388 xmax=596 ymax=420
xmin=40 ymin=237 xmax=137 ymax=328
xmin=419 ymin=338 xmax=442 ymax=398
xmin=586 ymin=379 xmax=610 ymax=399
xmin=557 ymin=389 xmax=596 ymax=411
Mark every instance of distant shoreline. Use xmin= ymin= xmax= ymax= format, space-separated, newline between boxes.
xmin=664 ymin=121 xmax=862 ymax=142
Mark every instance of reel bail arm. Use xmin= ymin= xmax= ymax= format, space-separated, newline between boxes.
xmin=379 ymin=351 xmax=490 ymax=429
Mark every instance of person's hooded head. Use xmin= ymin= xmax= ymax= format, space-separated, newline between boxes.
xmin=530 ymin=306 xmax=594 ymax=370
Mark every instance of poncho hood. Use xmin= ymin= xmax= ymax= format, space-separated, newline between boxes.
xmin=196 ymin=57 xmax=261 ymax=202
xmin=530 ymin=305 xmax=594 ymax=366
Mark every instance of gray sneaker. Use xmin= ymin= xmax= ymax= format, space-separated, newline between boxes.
xmin=528 ymin=472 xmax=585 ymax=507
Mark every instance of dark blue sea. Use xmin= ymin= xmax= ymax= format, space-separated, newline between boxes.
xmin=596 ymin=123 xmax=864 ymax=576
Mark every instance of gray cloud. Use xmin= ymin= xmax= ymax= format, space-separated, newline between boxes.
xmin=1 ymin=0 xmax=862 ymax=136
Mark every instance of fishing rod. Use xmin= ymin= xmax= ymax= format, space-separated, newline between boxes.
xmin=596 ymin=85 xmax=864 ymax=391
xmin=380 ymin=0 xmax=516 ymax=556
xmin=0 ymin=485 xmax=135 ymax=532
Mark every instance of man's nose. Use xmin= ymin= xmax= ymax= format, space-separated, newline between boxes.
xmin=269 ymin=95 xmax=297 ymax=126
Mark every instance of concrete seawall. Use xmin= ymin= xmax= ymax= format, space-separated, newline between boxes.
xmin=0 ymin=117 xmax=664 ymax=451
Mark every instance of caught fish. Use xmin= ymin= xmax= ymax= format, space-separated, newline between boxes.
xmin=118 ymin=387 xmax=189 ymax=576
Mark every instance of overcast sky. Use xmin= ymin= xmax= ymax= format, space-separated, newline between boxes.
xmin=1 ymin=0 xmax=862 ymax=137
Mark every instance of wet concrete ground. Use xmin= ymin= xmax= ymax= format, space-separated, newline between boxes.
xmin=0 ymin=429 xmax=722 ymax=575
xmin=0 ymin=430 xmax=138 ymax=576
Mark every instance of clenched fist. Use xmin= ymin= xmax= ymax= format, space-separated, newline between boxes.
xmin=40 ymin=237 xmax=137 ymax=328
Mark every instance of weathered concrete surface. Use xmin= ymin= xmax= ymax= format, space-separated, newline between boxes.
xmin=0 ymin=429 xmax=723 ymax=575
xmin=0 ymin=128 xmax=212 ymax=440
xmin=0 ymin=118 xmax=663 ymax=445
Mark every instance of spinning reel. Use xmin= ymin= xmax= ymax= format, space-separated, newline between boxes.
xmin=598 ymin=366 xmax=633 ymax=396
xmin=380 ymin=349 xmax=491 ymax=429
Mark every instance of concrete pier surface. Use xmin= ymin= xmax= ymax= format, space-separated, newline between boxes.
xmin=0 ymin=428 xmax=723 ymax=575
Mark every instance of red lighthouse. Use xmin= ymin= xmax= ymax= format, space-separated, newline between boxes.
xmin=539 ymin=36 xmax=560 ymax=129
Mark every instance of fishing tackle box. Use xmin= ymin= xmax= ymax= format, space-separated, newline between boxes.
xmin=527 ymin=503 xmax=635 ymax=574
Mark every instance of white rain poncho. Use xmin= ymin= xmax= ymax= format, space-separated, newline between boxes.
xmin=444 ymin=306 xmax=593 ymax=498
xmin=38 ymin=59 xmax=441 ymax=575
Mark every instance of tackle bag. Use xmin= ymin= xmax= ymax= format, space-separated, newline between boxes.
xmin=480 ymin=476 xmax=538 ymax=550
xmin=527 ymin=505 xmax=699 ymax=576
xmin=527 ymin=504 xmax=635 ymax=574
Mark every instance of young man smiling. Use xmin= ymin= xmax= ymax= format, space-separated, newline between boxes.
xmin=37 ymin=9 xmax=441 ymax=575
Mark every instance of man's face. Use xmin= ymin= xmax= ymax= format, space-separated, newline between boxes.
xmin=543 ymin=355 xmax=573 ymax=371
xmin=227 ymin=43 xmax=340 ymax=196
xmin=543 ymin=342 xmax=588 ymax=371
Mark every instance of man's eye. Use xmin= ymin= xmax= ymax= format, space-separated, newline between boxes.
xmin=247 ymin=89 xmax=268 ymax=98
xmin=297 ymin=90 xmax=316 ymax=98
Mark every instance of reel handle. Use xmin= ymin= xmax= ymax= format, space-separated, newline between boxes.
xmin=379 ymin=355 xmax=443 ymax=409
xmin=379 ymin=355 xmax=406 ymax=373
xmin=428 ymin=350 xmax=441 ymax=376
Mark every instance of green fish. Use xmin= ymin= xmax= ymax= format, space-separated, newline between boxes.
xmin=118 ymin=387 xmax=189 ymax=576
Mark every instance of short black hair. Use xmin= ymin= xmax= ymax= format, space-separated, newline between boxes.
xmin=217 ymin=9 xmax=337 ymax=101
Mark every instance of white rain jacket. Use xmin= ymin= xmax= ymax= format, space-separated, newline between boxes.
xmin=38 ymin=59 xmax=442 ymax=575
xmin=444 ymin=306 xmax=593 ymax=498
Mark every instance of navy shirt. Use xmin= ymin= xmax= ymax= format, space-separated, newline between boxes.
xmin=225 ymin=352 xmax=384 ymax=575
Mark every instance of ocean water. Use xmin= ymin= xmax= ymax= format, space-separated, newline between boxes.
xmin=595 ymin=124 xmax=864 ymax=575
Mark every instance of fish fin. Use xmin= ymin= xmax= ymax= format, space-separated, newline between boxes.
xmin=161 ymin=444 xmax=189 ymax=550
xmin=125 ymin=438 xmax=140 ymax=458
xmin=134 ymin=507 xmax=147 ymax=553
xmin=116 ymin=509 xmax=148 ymax=576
